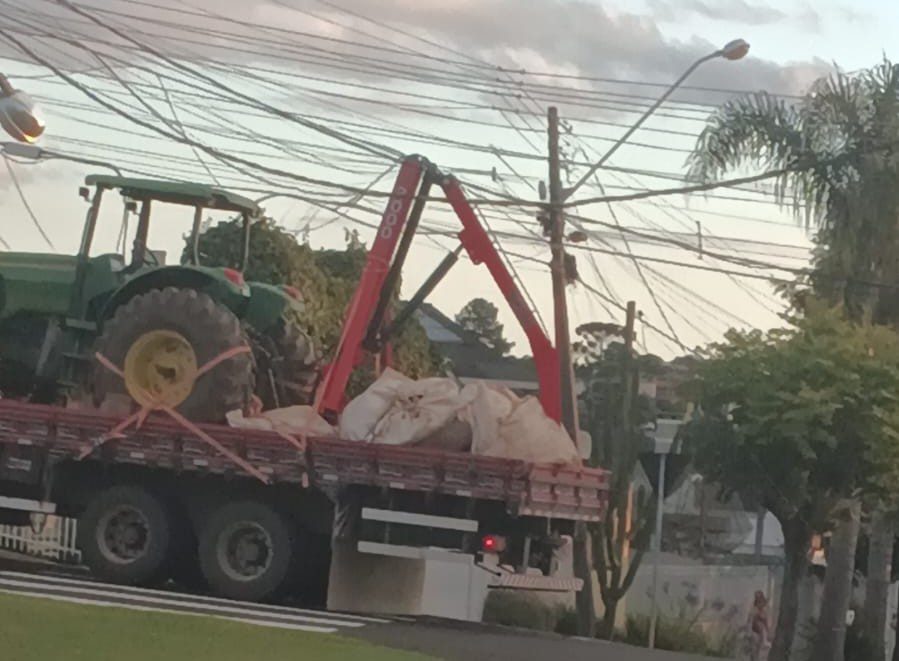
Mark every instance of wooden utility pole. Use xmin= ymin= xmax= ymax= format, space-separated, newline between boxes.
xmin=621 ymin=301 xmax=636 ymax=453
xmin=617 ymin=301 xmax=637 ymax=567
xmin=548 ymin=106 xmax=595 ymax=638
xmin=548 ymin=106 xmax=578 ymax=440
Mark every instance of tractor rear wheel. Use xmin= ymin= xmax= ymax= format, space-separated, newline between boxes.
xmin=93 ymin=287 xmax=253 ymax=422
xmin=250 ymin=318 xmax=319 ymax=410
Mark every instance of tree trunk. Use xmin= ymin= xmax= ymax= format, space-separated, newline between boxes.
xmin=813 ymin=499 xmax=862 ymax=661
xmin=769 ymin=518 xmax=810 ymax=661
xmin=573 ymin=521 xmax=597 ymax=637
xmin=864 ymin=509 xmax=894 ymax=661
xmin=893 ymin=613 xmax=899 ymax=661
xmin=601 ymin=596 xmax=618 ymax=638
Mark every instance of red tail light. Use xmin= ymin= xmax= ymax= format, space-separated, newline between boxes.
xmin=481 ymin=535 xmax=506 ymax=553
xmin=222 ymin=268 xmax=244 ymax=286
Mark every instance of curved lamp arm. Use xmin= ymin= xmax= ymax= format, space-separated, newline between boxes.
xmin=564 ymin=38 xmax=750 ymax=200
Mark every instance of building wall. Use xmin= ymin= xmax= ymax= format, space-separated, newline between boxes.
xmin=626 ymin=552 xmax=781 ymax=638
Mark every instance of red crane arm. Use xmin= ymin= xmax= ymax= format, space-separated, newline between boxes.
xmin=316 ymin=157 xmax=423 ymax=417
xmin=439 ymin=176 xmax=561 ymax=422
xmin=316 ymin=157 xmax=561 ymax=423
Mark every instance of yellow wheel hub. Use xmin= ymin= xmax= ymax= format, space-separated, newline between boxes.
xmin=123 ymin=330 xmax=198 ymax=408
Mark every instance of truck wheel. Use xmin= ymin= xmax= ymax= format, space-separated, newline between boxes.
xmin=198 ymin=501 xmax=297 ymax=602
xmin=93 ymin=287 xmax=253 ymax=422
xmin=250 ymin=318 xmax=319 ymax=410
xmin=77 ymin=485 xmax=173 ymax=586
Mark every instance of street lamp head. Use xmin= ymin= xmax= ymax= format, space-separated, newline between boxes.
xmin=1 ymin=141 xmax=44 ymax=159
xmin=720 ymin=38 xmax=750 ymax=61
xmin=0 ymin=74 xmax=45 ymax=143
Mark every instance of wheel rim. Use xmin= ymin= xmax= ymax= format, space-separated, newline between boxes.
xmin=124 ymin=329 xmax=198 ymax=407
xmin=216 ymin=520 xmax=274 ymax=582
xmin=96 ymin=506 xmax=151 ymax=564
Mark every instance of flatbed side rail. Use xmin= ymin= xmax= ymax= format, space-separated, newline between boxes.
xmin=0 ymin=400 xmax=608 ymax=521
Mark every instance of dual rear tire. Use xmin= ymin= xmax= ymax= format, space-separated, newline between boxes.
xmin=78 ymin=486 xmax=308 ymax=602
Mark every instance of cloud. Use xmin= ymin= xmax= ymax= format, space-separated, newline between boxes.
xmin=648 ymin=0 xmax=788 ymax=25
xmin=0 ymin=0 xmax=829 ymax=116
xmin=837 ymin=6 xmax=874 ymax=24
xmin=289 ymin=0 xmax=826 ymax=99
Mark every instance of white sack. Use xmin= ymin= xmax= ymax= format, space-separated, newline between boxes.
xmin=371 ymin=377 xmax=465 ymax=446
xmin=458 ymin=382 xmax=516 ymax=456
xmin=338 ymin=368 xmax=412 ymax=441
xmin=337 ymin=369 xmax=581 ymax=465
xmin=499 ymin=397 xmax=581 ymax=465
xmin=460 ymin=381 xmax=580 ymax=465
xmin=227 ymin=405 xmax=336 ymax=438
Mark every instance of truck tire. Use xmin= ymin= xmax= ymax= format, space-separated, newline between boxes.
xmin=250 ymin=318 xmax=319 ymax=410
xmin=93 ymin=287 xmax=253 ymax=422
xmin=77 ymin=485 xmax=173 ymax=586
xmin=198 ymin=500 xmax=297 ymax=602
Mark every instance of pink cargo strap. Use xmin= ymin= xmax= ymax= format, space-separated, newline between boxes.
xmin=85 ymin=345 xmax=274 ymax=484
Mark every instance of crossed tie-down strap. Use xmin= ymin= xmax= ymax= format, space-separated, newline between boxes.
xmin=81 ymin=345 xmax=308 ymax=485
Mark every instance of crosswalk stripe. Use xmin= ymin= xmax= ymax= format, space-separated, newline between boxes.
xmin=0 ymin=571 xmax=389 ymax=624
xmin=0 ymin=576 xmax=368 ymax=629
xmin=0 ymin=588 xmax=338 ymax=633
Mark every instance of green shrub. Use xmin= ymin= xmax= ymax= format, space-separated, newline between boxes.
xmin=624 ymin=614 xmax=738 ymax=658
xmin=481 ymin=591 xmax=557 ymax=631
xmin=553 ymin=606 xmax=579 ymax=636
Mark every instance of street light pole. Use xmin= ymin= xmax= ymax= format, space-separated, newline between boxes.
xmin=648 ymin=449 xmax=668 ymax=650
xmin=564 ymin=39 xmax=749 ymax=200
xmin=0 ymin=142 xmax=122 ymax=175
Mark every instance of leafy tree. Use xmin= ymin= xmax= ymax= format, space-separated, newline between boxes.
xmin=683 ymin=307 xmax=899 ymax=661
xmin=455 ymin=298 xmax=514 ymax=355
xmin=689 ymin=58 xmax=899 ymax=661
xmin=188 ymin=218 xmax=438 ymax=395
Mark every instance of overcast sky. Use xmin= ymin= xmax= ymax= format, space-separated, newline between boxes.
xmin=1 ymin=0 xmax=897 ymax=358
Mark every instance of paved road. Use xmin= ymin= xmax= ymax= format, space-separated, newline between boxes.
xmin=0 ymin=552 xmax=712 ymax=660
xmin=350 ymin=618 xmax=716 ymax=661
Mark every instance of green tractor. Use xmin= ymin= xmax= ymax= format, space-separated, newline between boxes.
xmin=0 ymin=175 xmax=318 ymax=421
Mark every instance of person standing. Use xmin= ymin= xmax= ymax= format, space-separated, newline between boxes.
xmin=748 ymin=591 xmax=771 ymax=661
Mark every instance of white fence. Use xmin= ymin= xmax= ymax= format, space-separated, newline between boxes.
xmin=0 ymin=515 xmax=81 ymax=563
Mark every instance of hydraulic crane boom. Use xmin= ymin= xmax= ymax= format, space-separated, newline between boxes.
xmin=317 ymin=155 xmax=561 ymax=422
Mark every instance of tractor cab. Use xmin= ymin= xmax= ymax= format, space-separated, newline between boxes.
xmin=80 ymin=175 xmax=261 ymax=273
xmin=0 ymin=175 xmax=316 ymax=417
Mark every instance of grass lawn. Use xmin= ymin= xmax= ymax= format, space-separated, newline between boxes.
xmin=0 ymin=593 xmax=436 ymax=661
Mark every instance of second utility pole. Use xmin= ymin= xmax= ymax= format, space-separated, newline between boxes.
xmin=548 ymin=105 xmax=596 ymax=638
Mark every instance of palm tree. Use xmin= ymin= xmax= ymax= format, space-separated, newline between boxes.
xmin=689 ymin=59 xmax=899 ymax=661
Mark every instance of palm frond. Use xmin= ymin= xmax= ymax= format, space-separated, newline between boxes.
xmin=687 ymin=92 xmax=805 ymax=184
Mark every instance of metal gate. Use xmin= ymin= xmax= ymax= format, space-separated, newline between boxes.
xmin=0 ymin=515 xmax=81 ymax=563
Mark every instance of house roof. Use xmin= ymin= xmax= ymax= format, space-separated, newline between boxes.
xmin=415 ymin=302 xmax=538 ymax=385
xmin=439 ymin=342 xmax=538 ymax=383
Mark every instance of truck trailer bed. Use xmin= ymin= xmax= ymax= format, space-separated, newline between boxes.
xmin=0 ymin=400 xmax=608 ymax=522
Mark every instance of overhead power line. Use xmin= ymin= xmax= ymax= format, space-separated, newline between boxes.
xmin=53 ymin=0 xmax=402 ymax=161
xmin=3 ymin=155 xmax=55 ymax=249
